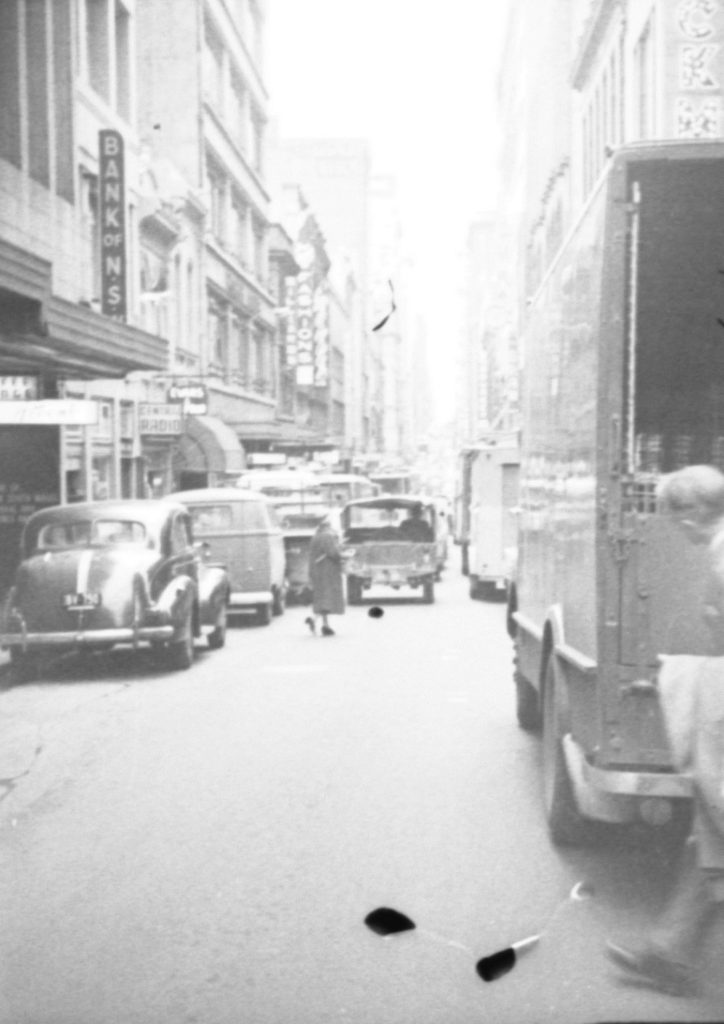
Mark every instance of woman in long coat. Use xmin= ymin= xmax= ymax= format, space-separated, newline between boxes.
xmin=306 ymin=516 xmax=345 ymax=636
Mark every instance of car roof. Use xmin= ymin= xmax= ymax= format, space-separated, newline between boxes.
xmin=236 ymin=470 xmax=321 ymax=488
xmin=26 ymin=499 xmax=189 ymax=530
xmin=167 ymin=488 xmax=271 ymax=504
xmin=317 ymin=474 xmax=374 ymax=484
xmin=343 ymin=494 xmax=434 ymax=510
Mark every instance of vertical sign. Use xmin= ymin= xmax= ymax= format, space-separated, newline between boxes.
xmin=99 ymin=129 xmax=127 ymax=319
xmin=312 ymin=288 xmax=330 ymax=387
xmin=283 ymin=276 xmax=298 ymax=366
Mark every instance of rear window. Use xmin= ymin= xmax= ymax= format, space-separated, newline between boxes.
xmin=188 ymin=505 xmax=233 ymax=533
xmin=188 ymin=501 xmax=269 ymax=533
xmin=348 ymin=506 xmax=407 ymax=529
xmin=36 ymin=519 xmax=147 ymax=550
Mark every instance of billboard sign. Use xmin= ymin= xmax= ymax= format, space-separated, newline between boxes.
xmin=99 ymin=129 xmax=127 ymax=319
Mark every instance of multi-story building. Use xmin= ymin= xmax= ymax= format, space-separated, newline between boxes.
xmin=0 ymin=0 xmax=175 ymax=590
xmin=136 ymin=0 xmax=275 ymax=483
xmin=269 ymin=137 xmax=380 ymax=456
xmin=267 ymin=182 xmax=350 ymax=458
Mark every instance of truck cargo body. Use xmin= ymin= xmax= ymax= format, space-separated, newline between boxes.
xmin=509 ymin=141 xmax=724 ymax=842
xmin=467 ymin=436 xmax=520 ymax=600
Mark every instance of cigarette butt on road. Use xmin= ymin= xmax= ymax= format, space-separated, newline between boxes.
xmin=511 ymin=934 xmax=541 ymax=954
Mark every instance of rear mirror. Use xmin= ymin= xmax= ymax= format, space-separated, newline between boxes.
xmin=194 ymin=539 xmax=211 ymax=558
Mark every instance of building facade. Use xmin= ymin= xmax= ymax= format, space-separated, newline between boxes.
xmin=0 ymin=0 xmax=174 ymax=591
xmin=136 ymin=0 xmax=275 ymax=482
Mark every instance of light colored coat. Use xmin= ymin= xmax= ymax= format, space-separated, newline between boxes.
xmin=308 ymin=524 xmax=345 ymax=615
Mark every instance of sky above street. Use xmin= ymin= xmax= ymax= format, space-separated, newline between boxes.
xmin=266 ymin=0 xmax=511 ymax=423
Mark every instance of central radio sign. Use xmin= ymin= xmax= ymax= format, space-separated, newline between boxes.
xmin=99 ymin=129 xmax=127 ymax=320
xmin=139 ymin=404 xmax=183 ymax=436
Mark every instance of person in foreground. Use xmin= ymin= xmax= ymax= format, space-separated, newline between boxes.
xmin=606 ymin=464 xmax=724 ymax=996
xmin=305 ymin=515 xmax=345 ymax=637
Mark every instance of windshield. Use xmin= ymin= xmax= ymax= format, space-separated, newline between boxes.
xmin=35 ymin=519 xmax=147 ymax=551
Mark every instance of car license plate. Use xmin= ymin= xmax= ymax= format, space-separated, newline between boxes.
xmin=63 ymin=592 xmax=101 ymax=609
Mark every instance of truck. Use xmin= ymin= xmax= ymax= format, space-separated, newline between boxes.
xmin=452 ymin=450 xmax=474 ymax=575
xmin=466 ymin=434 xmax=520 ymax=600
xmin=507 ymin=140 xmax=724 ymax=845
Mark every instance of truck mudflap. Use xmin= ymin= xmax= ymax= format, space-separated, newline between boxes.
xmin=563 ymin=734 xmax=692 ymax=824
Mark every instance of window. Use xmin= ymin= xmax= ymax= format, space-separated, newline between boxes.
xmin=635 ymin=16 xmax=656 ymax=140
xmin=0 ymin=3 xmax=21 ymax=167
xmin=250 ymin=108 xmax=264 ymax=173
xmin=252 ymin=216 xmax=265 ymax=279
xmin=231 ymin=193 xmax=248 ymax=264
xmin=188 ymin=504 xmax=233 ymax=533
xmin=26 ymin=0 xmax=49 ymax=186
xmin=207 ymin=163 xmax=226 ymax=242
xmin=86 ymin=0 xmax=110 ymax=100
xmin=208 ymin=301 xmax=228 ymax=371
xmin=229 ymin=69 xmax=247 ymax=150
xmin=231 ymin=315 xmax=250 ymax=385
xmin=204 ymin=21 xmax=224 ymax=111
xmin=115 ymin=1 xmax=130 ymax=121
xmin=120 ymin=402 xmax=134 ymax=438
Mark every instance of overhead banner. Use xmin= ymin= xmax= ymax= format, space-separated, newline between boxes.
xmin=99 ymin=129 xmax=127 ymax=319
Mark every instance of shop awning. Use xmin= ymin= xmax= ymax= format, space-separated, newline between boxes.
xmin=177 ymin=415 xmax=246 ymax=475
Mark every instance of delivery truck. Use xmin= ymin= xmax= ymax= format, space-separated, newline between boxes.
xmin=506 ymin=140 xmax=724 ymax=844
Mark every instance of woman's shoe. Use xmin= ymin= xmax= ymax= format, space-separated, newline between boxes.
xmin=605 ymin=941 xmax=697 ymax=996
xmin=304 ymin=616 xmax=316 ymax=635
xmin=321 ymin=625 xmax=335 ymax=636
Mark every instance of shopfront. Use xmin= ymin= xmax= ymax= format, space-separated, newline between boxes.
xmin=172 ymin=415 xmax=246 ymax=490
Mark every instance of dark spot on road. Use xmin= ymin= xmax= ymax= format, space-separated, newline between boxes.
xmin=476 ymin=946 xmax=516 ymax=982
xmin=364 ymin=907 xmax=415 ymax=936
xmin=368 ymin=606 xmax=384 ymax=619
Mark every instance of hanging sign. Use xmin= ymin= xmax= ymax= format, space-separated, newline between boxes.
xmin=99 ymin=129 xmax=127 ymax=319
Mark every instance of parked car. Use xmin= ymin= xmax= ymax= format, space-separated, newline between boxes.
xmin=167 ymin=487 xmax=286 ymax=625
xmin=0 ymin=500 xmax=230 ymax=680
xmin=341 ymin=495 xmax=440 ymax=604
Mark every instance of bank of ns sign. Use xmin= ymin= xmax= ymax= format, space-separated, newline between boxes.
xmin=99 ymin=129 xmax=127 ymax=320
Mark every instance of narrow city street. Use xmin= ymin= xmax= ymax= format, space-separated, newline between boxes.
xmin=1 ymin=569 xmax=723 ymax=1024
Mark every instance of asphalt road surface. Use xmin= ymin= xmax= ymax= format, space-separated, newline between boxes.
xmin=1 ymin=568 xmax=724 ymax=1024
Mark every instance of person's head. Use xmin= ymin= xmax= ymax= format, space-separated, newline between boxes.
xmin=657 ymin=464 xmax=724 ymax=543
xmin=409 ymin=505 xmax=424 ymax=519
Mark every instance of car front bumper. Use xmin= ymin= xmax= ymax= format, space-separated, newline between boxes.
xmin=0 ymin=625 xmax=175 ymax=650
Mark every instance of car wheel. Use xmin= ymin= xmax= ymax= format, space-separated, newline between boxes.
xmin=423 ymin=578 xmax=435 ymax=604
xmin=257 ymin=602 xmax=272 ymax=626
xmin=164 ymin=608 xmax=195 ymax=670
xmin=207 ymin=602 xmax=227 ymax=650
xmin=542 ymin=655 xmax=591 ymax=845
xmin=347 ymin=577 xmax=362 ymax=605
xmin=272 ymin=585 xmax=286 ymax=617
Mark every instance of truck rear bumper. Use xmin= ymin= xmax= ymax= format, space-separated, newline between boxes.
xmin=563 ymin=734 xmax=692 ymax=823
